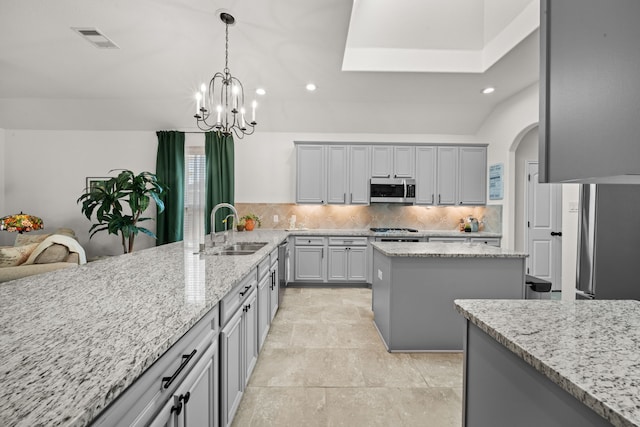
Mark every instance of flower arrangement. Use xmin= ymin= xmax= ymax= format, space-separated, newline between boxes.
xmin=240 ymin=213 xmax=261 ymax=231
xmin=0 ymin=212 xmax=44 ymax=233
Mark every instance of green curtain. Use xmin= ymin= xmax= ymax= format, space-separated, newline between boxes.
xmin=205 ymin=132 xmax=235 ymax=233
xmin=155 ymin=130 xmax=185 ymax=245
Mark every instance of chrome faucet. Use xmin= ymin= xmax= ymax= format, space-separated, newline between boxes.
xmin=210 ymin=203 xmax=239 ymax=246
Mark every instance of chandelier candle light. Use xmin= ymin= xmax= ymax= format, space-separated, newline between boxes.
xmin=194 ymin=12 xmax=257 ymax=138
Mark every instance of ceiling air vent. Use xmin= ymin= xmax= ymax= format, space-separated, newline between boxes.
xmin=71 ymin=27 xmax=119 ymax=49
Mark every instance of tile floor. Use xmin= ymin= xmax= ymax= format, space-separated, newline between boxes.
xmin=232 ymin=287 xmax=463 ymax=426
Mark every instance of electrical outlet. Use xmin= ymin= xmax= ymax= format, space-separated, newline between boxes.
xmin=273 ymin=215 xmax=279 ymax=223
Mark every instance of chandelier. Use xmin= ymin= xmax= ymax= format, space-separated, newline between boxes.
xmin=194 ymin=12 xmax=257 ymax=138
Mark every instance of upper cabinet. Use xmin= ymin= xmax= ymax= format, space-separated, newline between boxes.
xmin=371 ymin=146 xmax=415 ymax=178
xmin=296 ymin=145 xmax=325 ymax=204
xmin=297 ymin=142 xmax=486 ymax=206
xmin=297 ymin=144 xmax=370 ymax=205
xmin=540 ymin=0 xmax=640 ymax=183
xmin=415 ymin=146 xmax=436 ymax=205
xmin=436 ymin=146 xmax=486 ymax=206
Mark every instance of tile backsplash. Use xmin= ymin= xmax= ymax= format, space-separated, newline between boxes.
xmin=234 ymin=203 xmax=502 ymax=233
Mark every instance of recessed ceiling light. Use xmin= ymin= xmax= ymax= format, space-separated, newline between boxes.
xmin=255 ymin=88 xmax=266 ymax=96
xmin=481 ymin=87 xmax=495 ymax=94
xmin=306 ymin=83 xmax=317 ymax=92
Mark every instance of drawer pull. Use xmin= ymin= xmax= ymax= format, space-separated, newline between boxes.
xmin=162 ymin=349 xmax=197 ymax=389
xmin=239 ymin=285 xmax=251 ymax=296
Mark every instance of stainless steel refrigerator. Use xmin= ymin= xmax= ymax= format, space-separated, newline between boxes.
xmin=576 ymin=184 xmax=640 ymax=299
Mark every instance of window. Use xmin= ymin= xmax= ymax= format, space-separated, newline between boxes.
xmin=184 ymin=144 xmax=206 ymax=249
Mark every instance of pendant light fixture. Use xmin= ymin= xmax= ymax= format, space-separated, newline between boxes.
xmin=194 ymin=12 xmax=257 ymax=138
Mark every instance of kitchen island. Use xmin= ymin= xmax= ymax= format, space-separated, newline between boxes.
xmin=371 ymin=242 xmax=526 ymax=351
xmin=0 ymin=230 xmax=287 ymax=427
xmin=455 ymin=299 xmax=640 ymax=427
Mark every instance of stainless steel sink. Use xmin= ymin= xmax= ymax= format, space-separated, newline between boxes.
xmin=223 ymin=242 xmax=268 ymax=251
xmin=210 ymin=242 xmax=268 ymax=256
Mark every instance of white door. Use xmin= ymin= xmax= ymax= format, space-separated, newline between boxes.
xmin=526 ymin=162 xmax=562 ymax=291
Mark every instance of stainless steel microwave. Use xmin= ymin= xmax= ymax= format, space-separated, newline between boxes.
xmin=370 ymin=178 xmax=416 ymax=204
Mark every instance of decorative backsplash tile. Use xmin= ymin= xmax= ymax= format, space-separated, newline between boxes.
xmin=234 ymin=203 xmax=502 ymax=233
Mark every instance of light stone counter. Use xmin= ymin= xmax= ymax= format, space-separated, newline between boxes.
xmin=0 ymin=230 xmax=287 ymax=427
xmin=371 ymin=241 xmax=526 ymax=258
xmin=455 ymin=299 xmax=640 ymax=426
xmin=288 ymin=228 xmax=502 ymax=239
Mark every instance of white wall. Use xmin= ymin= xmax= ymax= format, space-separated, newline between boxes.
xmin=2 ymin=130 xmax=157 ymax=255
xmin=476 ymin=83 xmax=539 ymax=249
xmin=234 ymin=132 xmax=482 ymax=203
xmin=514 ymin=127 xmax=538 ymax=251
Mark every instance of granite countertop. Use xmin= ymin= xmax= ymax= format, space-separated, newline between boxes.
xmin=0 ymin=230 xmax=287 ymax=427
xmin=455 ymin=299 xmax=640 ymax=427
xmin=371 ymin=241 xmax=527 ymax=258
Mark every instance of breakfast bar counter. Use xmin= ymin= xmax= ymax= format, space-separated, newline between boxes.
xmin=455 ymin=299 xmax=640 ymax=427
xmin=0 ymin=230 xmax=288 ymax=427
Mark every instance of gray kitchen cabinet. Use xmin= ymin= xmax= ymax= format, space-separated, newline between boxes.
xmin=348 ymin=145 xmax=370 ymax=204
xmin=470 ymin=237 xmax=501 ymax=247
xmin=93 ymin=306 xmax=220 ymax=427
xmin=220 ymin=271 xmax=258 ymax=427
xmin=393 ymin=146 xmax=415 ymax=178
xmin=415 ymin=146 xmax=436 ymax=205
xmin=371 ymin=146 xmax=394 ymax=177
xmin=371 ymin=145 xmax=414 ymax=178
xmin=436 ymin=146 xmax=487 ymax=206
xmin=269 ymin=255 xmax=279 ymax=322
xmin=293 ymin=237 xmax=327 ymax=282
xmin=296 ymin=144 xmax=325 ymax=204
xmin=297 ymin=143 xmax=370 ymax=205
xmin=154 ymin=337 xmax=219 ymax=427
xmin=327 ymin=237 xmax=368 ymax=283
xmin=220 ymin=307 xmax=243 ymax=427
xmin=458 ymin=146 xmax=487 ymax=205
xmin=257 ymin=271 xmax=270 ymax=351
xmin=436 ymin=146 xmax=458 ymax=205
xmin=428 ymin=237 xmax=468 ymax=243
xmin=327 ymin=145 xmax=348 ymax=204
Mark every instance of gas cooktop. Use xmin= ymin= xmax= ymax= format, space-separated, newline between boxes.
xmin=370 ymin=227 xmax=419 ymax=233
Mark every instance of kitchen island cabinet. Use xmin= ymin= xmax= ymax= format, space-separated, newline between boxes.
xmin=455 ymin=299 xmax=640 ymax=426
xmin=371 ymin=242 xmax=526 ymax=351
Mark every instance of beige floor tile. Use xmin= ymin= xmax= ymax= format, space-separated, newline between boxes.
xmin=290 ymin=322 xmax=381 ymax=349
xmin=232 ymin=386 xmax=328 ymax=427
xmin=409 ymin=352 xmax=464 ymax=388
xmin=351 ymin=349 xmax=429 ymax=388
xmin=233 ymin=287 xmax=464 ymax=426
xmin=325 ymin=387 xmax=462 ymax=427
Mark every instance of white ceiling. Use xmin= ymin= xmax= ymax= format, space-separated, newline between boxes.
xmin=0 ymin=0 xmax=540 ymax=134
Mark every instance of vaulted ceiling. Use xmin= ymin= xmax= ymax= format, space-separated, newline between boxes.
xmin=0 ymin=0 xmax=540 ymax=134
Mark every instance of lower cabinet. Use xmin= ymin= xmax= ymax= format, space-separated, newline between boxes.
xmin=150 ymin=338 xmax=219 ymax=427
xmin=293 ymin=237 xmax=327 ymax=282
xmin=221 ymin=288 xmax=257 ymax=427
xmin=91 ymin=305 xmax=220 ymax=427
xmin=292 ymin=235 xmax=369 ymax=285
xmin=269 ymin=257 xmax=279 ymax=322
xmin=327 ymin=237 xmax=368 ymax=283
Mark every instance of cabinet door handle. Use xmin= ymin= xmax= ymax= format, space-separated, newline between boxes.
xmin=350 ymin=193 xmax=353 ymax=203
xmin=343 ymin=193 xmax=346 ymax=203
xmin=239 ymin=285 xmax=251 ymax=296
xmin=162 ymin=349 xmax=197 ymax=389
xmin=321 ymin=248 xmax=324 ymax=258
xmin=180 ymin=392 xmax=191 ymax=404
xmin=386 ymin=174 xmax=391 ymax=178
xmin=431 ymin=194 xmax=434 ymax=204
xmin=438 ymin=194 xmax=441 ymax=204
xmin=171 ymin=400 xmax=183 ymax=416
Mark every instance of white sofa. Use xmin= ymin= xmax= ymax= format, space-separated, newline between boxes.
xmin=0 ymin=228 xmax=87 ymax=283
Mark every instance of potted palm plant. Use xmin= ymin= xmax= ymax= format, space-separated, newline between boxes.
xmin=240 ymin=213 xmax=261 ymax=231
xmin=77 ymin=169 xmax=167 ymax=253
